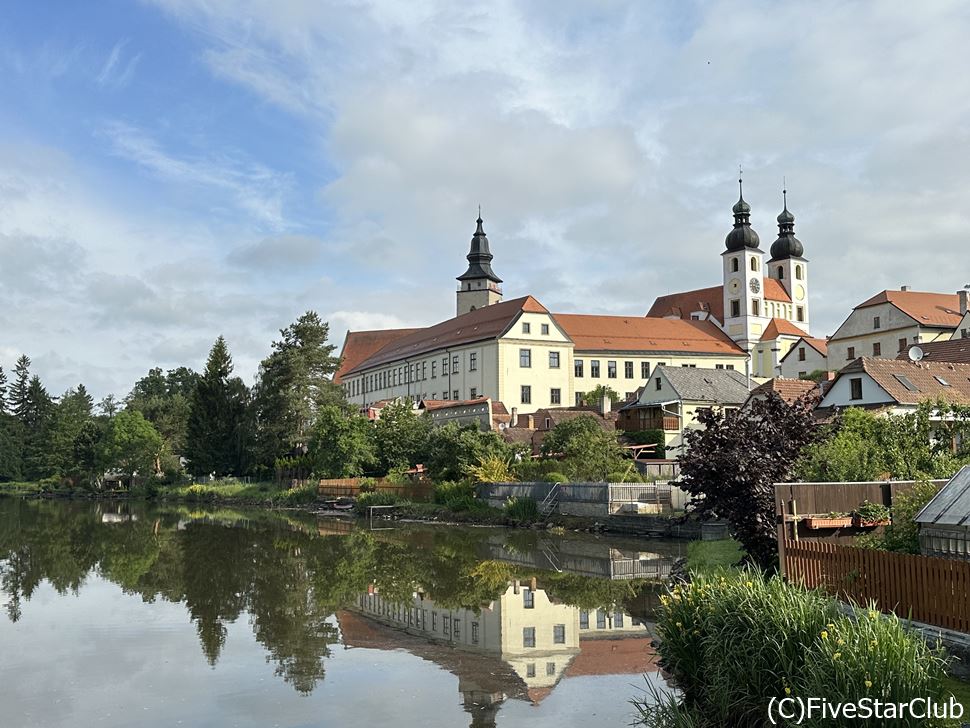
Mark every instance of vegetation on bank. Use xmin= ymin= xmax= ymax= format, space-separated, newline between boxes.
xmin=685 ymin=538 xmax=743 ymax=574
xmin=638 ymin=570 xmax=955 ymax=728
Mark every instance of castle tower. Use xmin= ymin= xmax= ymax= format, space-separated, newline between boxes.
xmin=767 ymin=188 xmax=810 ymax=333
xmin=456 ymin=213 xmax=503 ymax=316
xmin=721 ymin=177 xmax=770 ymax=352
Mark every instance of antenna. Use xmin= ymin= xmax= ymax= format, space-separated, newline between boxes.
xmin=908 ymin=345 xmax=925 ymax=363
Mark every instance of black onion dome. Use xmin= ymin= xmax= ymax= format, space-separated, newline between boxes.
xmin=725 ymin=180 xmax=760 ymax=251
xmin=732 ymin=197 xmax=751 ymax=215
xmin=457 ymin=215 xmax=502 ymax=283
xmin=769 ymin=192 xmax=804 ymax=260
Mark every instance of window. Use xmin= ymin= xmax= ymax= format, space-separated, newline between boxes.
xmin=799 ymin=348 xmax=806 ymax=361
xmin=452 ymin=355 xmax=459 ymax=374
xmin=850 ymin=378 xmax=863 ymax=400
xmin=847 ymin=346 xmax=855 ymax=360
xmin=546 ymin=662 xmax=556 ymax=676
xmin=873 ymin=316 xmax=881 ymax=330
xmin=431 ymin=360 xmax=437 ymax=378
xmin=470 ymin=387 xmax=477 ymax=398
xmin=422 ymin=362 xmax=427 ymax=380
xmin=731 ymin=257 xmax=740 ymax=272
xmin=523 ymin=627 xmax=536 ymax=648
xmin=521 ymin=385 xmax=531 ymax=404
xmin=550 ymin=388 xmax=561 ymax=405
xmin=575 ymin=359 xmax=584 ymax=377
xmin=796 ymin=306 xmax=805 ymax=322
xmin=526 ymin=664 xmax=536 ymax=678
xmin=778 ymin=266 xmax=785 ymax=279
xmin=553 ymin=624 xmax=566 ymax=644
xmin=520 ymin=349 xmax=532 ymax=368
xmin=730 ymin=299 xmax=741 ymax=318
xmin=798 ymin=371 xmax=807 ymax=378
xmin=432 ymin=612 xmax=437 ymax=631
xmin=795 ymin=264 xmax=803 ymax=280
xmin=522 ymin=322 xmax=531 ymax=334
xmin=625 ymin=361 xmax=634 ymax=378
xmin=726 ymin=364 xmax=735 ymax=370
xmin=898 ymin=338 xmax=909 ymax=352
xmin=579 ymin=610 xmax=589 ymax=629
xmin=469 ymin=352 xmax=477 ymax=371
xmin=541 ymin=323 xmax=550 ymax=335
xmin=444 ymin=615 xmax=451 ymax=636
xmin=752 ymin=299 xmax=760 ymax=316
xmin=590 ymin=360 xmax=601 ymax=377
xmin=641 ymin=362 xmax=650 ymax=378
xmin=607 ymin=360 xmax=617 ymax=378
xmin=549 ymin=351 xmax=560 ymax=368
xmin=935 ymin=375 xmax=951 ymax=387
xmin=596 ymin=610 xmax=606 ymax=629
xmin=575 ymin=392 xmax=585 ymax=406
xmin=655 ymin=377 xmax=662 ymax=391
xmin=614 ymin=612 xmax=624 ymax=628
xmin=471 ymin=622 xmax=479 ymax=644
xmin=872 ymin=342 xmax=881 ymax=356
xmin=715 ymin=363 xmax=724 ymax=369
xmin=452 ymin=389 xmax=459 ymax=400
xmin=453 ymin=620 xmax=460 ymax=639
xmin=523 ymin=588 xmax=534 ymax=608
xmin=893 ymin=374 xmax=919 ymax=392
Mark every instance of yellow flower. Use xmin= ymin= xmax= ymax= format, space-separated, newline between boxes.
xmin=784 ymin=687 xmax=791 ymax=696
xmin=833 ymin=652 xmax=841 ymax=660
xmin=868 ymin=610 xmax=879 ymax=621
xmin=837 ymin=639 xmax=845 ymax=646
xmin=746 ymin=581 xmax=753 ymax=588
xmin=820 ymin=631 xmax=829 ymax=640
xmin=865 ymin=680 xmax=872 ymax=689
xmin=827 ymin=623 xmax=835 ymax=630
xmin=675 ymin=622 xmax=683 ymax=629
xmin=870 ymin=640 xmax=878 ymax=647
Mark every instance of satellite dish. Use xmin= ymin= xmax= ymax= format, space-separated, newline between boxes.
xmin=908 ymin=345 xmax=925 ymax=362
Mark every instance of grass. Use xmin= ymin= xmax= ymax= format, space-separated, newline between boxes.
xmin=686 ymin=538 xmax=743 ymax=574
xmin=0 ymin=481 xmax=47 ymax=496
xmin=945 ymin=676 xmax=970 ymax=714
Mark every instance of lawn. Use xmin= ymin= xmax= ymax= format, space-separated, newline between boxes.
xmin=686 ymin=538 xmax=744 ymax=573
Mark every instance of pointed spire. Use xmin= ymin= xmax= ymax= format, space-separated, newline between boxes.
xmin=770 ymin=182 xmax=803 ymax=260
xmin=457 ymin=211 xmax=502 ymax=283
xmin=725 ymin=169 xmax=759 ymax=251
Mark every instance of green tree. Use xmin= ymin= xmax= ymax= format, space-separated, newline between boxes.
xmin=0 ymin=413 xmax=22 ymax=481
xmin=72 ymin=420 xmax=105 ymax=486
xmin=47 ymin=386 xmax=95 ymax=479
xmin=127 ymin=366 xmax=199 ymax=458
xmin=98 ymin=394 xmax=119 ymax=418
xmin=20 ymin=376 xmax=55 ymax=481
xmin=307 ymin=405 xmax=376 ymax=478
xmin=373 ymin=399 xmax=431 ymax=472
xmin=100 ymin=410 xmax=163 ymax=479
xmin=581 ymin=384 xmax=620 ymax=407
xmin=540 ymin=415 xmax=624 ymax=481
xmin=0 ymin=366 xmax=8 ymax=415
xmin=185 ymin=337 xmax=251 ymax=477
xmin=797 ymin=407 xmax=886 ymax=482
xmin=9 ymin=355 xmax=31 ymax=419
xmin=253 ymin=312 xmax=342 ymax=470
xmin=425 ymin=422 xmax=514 ymax=481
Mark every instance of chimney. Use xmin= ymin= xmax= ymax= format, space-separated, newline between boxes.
xmin=600 ymin=394 xmax=612 ymax=416
xmin=900 ymin=285 xmax=910 ymax=292
xmin=959 ymin=289 xmax=969 ymax=316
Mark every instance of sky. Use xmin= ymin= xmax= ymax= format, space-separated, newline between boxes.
xmin=3 ymin=0 xmax=970 ymax=399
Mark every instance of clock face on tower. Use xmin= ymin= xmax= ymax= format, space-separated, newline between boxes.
xmin=728 ymin=278 xmax=741 ymax=294
xmin=749 ymin=277 xmax=761 ymax=294
xmin=794 ymin=284 xmax=806 ymax=301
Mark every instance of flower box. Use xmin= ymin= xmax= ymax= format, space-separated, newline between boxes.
xmin=804 ymin=516 xmax=853 ymax=530
xmin=852 ymin=516 xmax=891 ymax=528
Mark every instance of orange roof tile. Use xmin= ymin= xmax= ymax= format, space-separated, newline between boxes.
xmin=763 ymin=277 xmax=792 ymax=302
xmin=334 ymin=328 xmax=420 ymax=383
xmin=552 ymin=314 xmax=746 ymax=356
xmin=760 ymin=318 xmax=809 ymax=341
xmin=779 ymin=336 xmax=829 ymax=363
xmin=840 ymin=358 xmax=970 ymax=405
xmin=896 ymin=338 xmax=970 ymax=364
xmin=855 ymin=290 xmax=963 ymax=328
xmin=565 ymin=637 xmax=657 ymax=677
xmin=747 ymin=377 xmax=820 ymax=405
xmin=345 ymin=296 xmax=548 ymax=375
xmin=648 ymin=279 xmax=791 ymax=322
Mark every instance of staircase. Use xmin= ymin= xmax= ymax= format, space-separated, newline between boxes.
xmin=539 ymin=483 xmax=561 ymax=518
xmin=538 ymin=539 xmax=562 ymax=572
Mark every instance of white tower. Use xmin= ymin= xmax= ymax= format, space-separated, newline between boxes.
xmin=456 ymin=214 xmax=503 ymax=317
xmin=766 ymin=188 xmax=810 ymax=334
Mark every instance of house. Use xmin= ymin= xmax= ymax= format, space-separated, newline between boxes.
xmin=419 ymin=397 xmax=510 ymax=431
xmin=503 ymin=405 xmax=615 ymax=454
xmin=647 ymin=184 xmax=814 ymax=377
xmin=743 ymin=377 xmax=820 ymax=409
xmin=826 ymin=288 xmax=966 ymax=366
xmin=895 ymin=338 xmax=970 ymax=365
xmin=617 ymin=365 xmax=751 ymax=456
xmin=779 ymin=335 xmax=829 ymax=379
xmin=818 ymin=358 xmax=970 ymax=413
xmin=916 ymin=466 xmax=970 ymax=561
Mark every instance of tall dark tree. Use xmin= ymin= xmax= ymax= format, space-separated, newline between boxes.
xmin=0 ymin=366 xmax=8 ymax=415
xmin=675 ymin=393 xmax=821 ymax=571
xmin=20 ymin=376 xmax=55 ymax=480
xmin=9 ymin=355 xmax=31 ymax=420
xmin=126 ymin=366 xmax=199 ymax=458
xmin=47 ymin=386 xmax=96 ymax=478
xmin=98 ymin=394 xmax=119 ymax=418
xmin=253 ymin=312 xmax=342 ymax=469
xmin=185 ymin=337 xmax=250 ymax=476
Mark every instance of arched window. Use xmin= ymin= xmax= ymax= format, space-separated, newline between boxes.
xmin=778 ymin=266 xmax=785 ymax=279
xmin=731 ymin=258 xmax=739 ymax=272
xmin=795 ymin=264 xmax=803 ymax=280
xmin=750 ymin=257 xmax=759 ymax=272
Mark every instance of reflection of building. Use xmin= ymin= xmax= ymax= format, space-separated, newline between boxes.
xmin=340 ymin=580 xmax=656 ymax=727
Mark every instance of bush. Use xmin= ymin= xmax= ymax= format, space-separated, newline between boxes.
xmin=354 ymin=491 xmax=403 ymax=514
xmin=607 ymin=468 xmax=644 ymax=483
xmin=625 ymin=429 xmax=665 ymax=458
xmin=859 ymin=480 xmax=941 ymax=554
xmin=641 ymin=570 xmax=951 ymax=727
xmin=271 ymin=483 xmax=318 ymax=506
xmin=466 ymin=454 xmax=515 ymax=483
xmin=357 ymin=478 xmax=377 ymax=493
xmin=504 ymin=496 xmax=539 ymax=522
xmin=513 ymin=459 xmax=563 ymax=481
xmin=433 ymin=480 xmax=475 ymax=506
xmin=543 ymin=471 xmax=569 ymax=483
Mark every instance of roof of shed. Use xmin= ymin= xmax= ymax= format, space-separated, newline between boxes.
xmin=915 ymin=466 xmax=970 ymax=527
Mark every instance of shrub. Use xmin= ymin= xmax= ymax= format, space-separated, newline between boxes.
xmin=354 ymin=491 xmax=402 ymax=514
xmin=433 ymin=480 xmax=476 ymax=506
xmin=860 ymin=480 xmax=941 ymax=554
xmin=357 ymin=478 xmax=377 ymax=493
xmin=625 ymin=429 xmax=666 ymax=458
xmin=504 ymin=496 xmax=539 ymax=522
xmin=854 ymin=500 xmax=890 ymax=524
xmin=466 ymin=453 xmax=515 ymax=483
xmin=272 ymin=483 xmax=318 ymax=506
xmin=513 ymin=459 xmax=562 ymax=481
xmin=543 ymin=471 xmax=569 ymax=483
xmin=641 ymin=570 xmax=951 ymax=727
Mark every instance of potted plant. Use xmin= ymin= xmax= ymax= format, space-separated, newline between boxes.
xmin=804 ymin=511 xmax=853 ymax=529
xmin=853 ymin=500 xmax=891 ymax=528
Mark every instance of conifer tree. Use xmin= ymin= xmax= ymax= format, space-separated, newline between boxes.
xmin=0 ymin=366 xmax=8 ymax=415
xmin=10 ymin=355 xmax=31 ymax=420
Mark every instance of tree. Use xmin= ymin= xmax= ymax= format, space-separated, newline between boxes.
xmin=0 ymin=366 xmax=7 ymax=415
xmin=676 ymin=393 xmax=821 ymax=571
xmin=101 ymin=410 xmax=163 ymax=479
xmin=47 ymin=386 xmax=95 ymax=479
xmin=185 ymin=337 xmax=251 ymax=476
xmin=307 ymin=405 xmax=377 ymax=478
xmin=540 ymin=415 xmax=624 ymax=481
xmin=373 ymin=399 xmax=431 ymax=473
xmin=20 ymin=376 xmax=55 ymax=481
xmin=98 ymin=394 xmax=119 ymax=418
xmin=425 ymin=422 xmax=515 ymax=481
xmin=72 ymin=420 xmax=105 ymax=487
xmin=126 ymin=366 xmax=199 ymax=458
xmin=253 ymin=312 xmax=342 ymax=469
xmin=9 ymin=355 xmax=31 ymax=419
xmin=0 ymin=413 xmax=22 ymax=481
xmin=581 ymin=385 xmax=620 ymax=407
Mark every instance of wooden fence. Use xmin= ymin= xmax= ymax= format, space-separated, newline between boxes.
xmin=784 ymin=539 xmax=970 ymax=632
xmin=317 ymin=478 xmax=434 ymax=501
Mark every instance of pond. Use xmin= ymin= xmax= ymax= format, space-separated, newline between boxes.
xmin=0 ymin=498 xmax=678 ymax=727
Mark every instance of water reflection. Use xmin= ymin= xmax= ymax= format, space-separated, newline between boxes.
xmin=0 ymin=498 xmax=675 ymax=724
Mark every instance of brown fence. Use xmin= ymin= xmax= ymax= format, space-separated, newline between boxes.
xmin=317 ymin=478 xmax=434 ymax=501
xmin=784 ymin=539 xmax=970 ymax=632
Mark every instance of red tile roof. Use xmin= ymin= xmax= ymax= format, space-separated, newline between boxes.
xmin=895 ymin=338 xmax=970 ymax=364
xmin=839 ymin=358 xmax=970 ymax=405
xmin=647 ymin=278 xmax=792 ymax=322
xmin=334 ymin=328 xmax=421 ymax=383
xmin=552 ymin=314 xmax=746 ymax=356
xmin=565 ymin=637 xmax=657 ymax=677
xmin=747 ymin=377 xmax=820 ymax=406
xmin=855 ymin=290 xmax=963 ymax=328
xmin=760 ymin=318 xmax=809 ymax=341
xmin=344 ymin=296 xmax=547 ymax=375
xmin=779 ymin=335 xmax=829 ymax=363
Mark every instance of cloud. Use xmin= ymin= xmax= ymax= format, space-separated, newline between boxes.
xmin=95 ymin=40 xmax=143 ymax=87
xmin=227 ymin=234 xmax=324 ymax=270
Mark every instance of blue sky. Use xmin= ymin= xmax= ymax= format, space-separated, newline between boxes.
xmin=3 ymin=0 xmax=970 ymax=398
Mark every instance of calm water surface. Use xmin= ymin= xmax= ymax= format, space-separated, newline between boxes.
xmin=0 ymin=498 xmax=678 ymax=727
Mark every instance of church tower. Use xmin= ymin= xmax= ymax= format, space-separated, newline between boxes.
xmin=456 ymin=214 xmax=503 ymax=316
xmin=767 ymin=188 xmax=810 ymax=334
xmin=721 ymin=177 xmax=770 ymax=353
